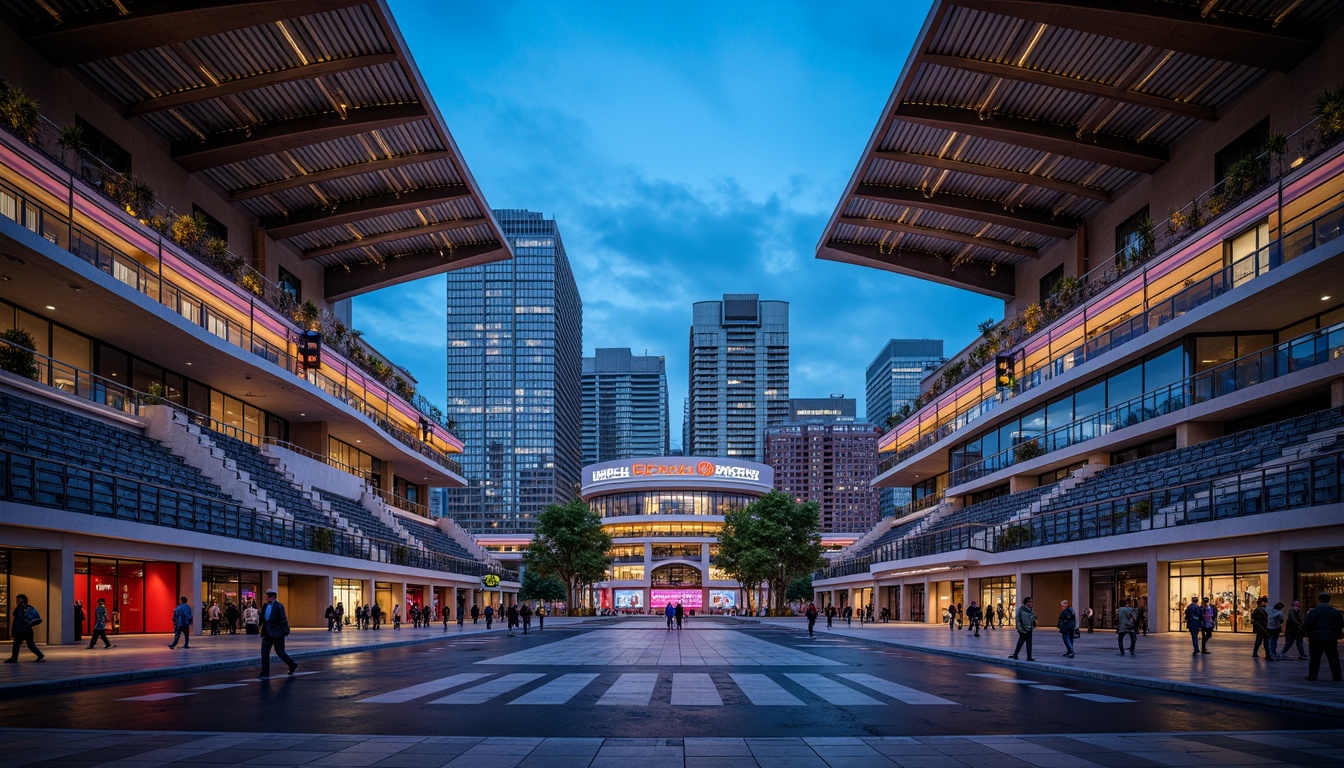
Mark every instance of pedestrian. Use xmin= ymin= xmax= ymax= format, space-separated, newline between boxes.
xmin=483 ymin=604 xmax=494 ymax=629
xmin=1303 ymin=591 xmax=1343 ymax=682
xmin=537 ymin=604 xmax=545 ymax=631
xmin=208 ymin=600 xmax=221 ymax=635
xmin=86 ymin=597 xmax=114 ymax=649
xmin=844 ymin=604 xmax=853 ymax=627
xmin=997 ymin=603 xmax=1007 ymax=629
xmin=1268 ymin=601 xmax=1286 ymax=660
xmin=805 ymin=601 xmax=818 ymax=637
xmin=1137 ymin=597 xmax=1149 ymax=636
xmin=168 ymin=596 xmax=192 ymax=649
xmin=226 ymin=601 xmax=240 ymax=634
xmin=1251 ymin=597 xmax=1273 ymax=661
xmin=471 ymin=604 xmax=480 ymax=625
xmin=335 ymin=601 xmax=344 ymax=632
xmin=956 ymin=602 xmax=964 ymax=630
xmin=826 ymin=604 xmax=835 ymax=629
xmin=665 ymin=601 xmax=675 ymax=631
xmin=1284 ymin=600 xmax=1308 ymax=660
xmin=1057 ymin=600 xmax=1077 ymax=658
xmin=1200 ymin=596 xmax=1215 ymax=653
xmin=506 ymin=602 xmax=519 ymax=637
xmin=521 ymin=603 xmax=532 ymax=635
xmin=1116 ymin=598 xmax=1137 ymax=655
xmin=443 ymin=605 xmax=451 ymax=632
xmin=393 ymin=604 xmax=402 ymax=630
xmin=1010 ymin=597 xmax=1035 ymax=661
xmin=675 ymin=602 xmax=685 ymax=630
xmin=1183 ymin=596 xmax=1202 ymax=654
xmin=73 ymin=600 xmax=84 ymax=643
xmin=943 ymin=605 xmax=954 ymax=631
xmin=984 ymin=603 xmax=995 ymax=630
xmin=459 ymin=600 xmax=467 ymax=631
xmin=372 ymin=602 xmax=383 ymax=630
xmin=325 ymin=604 xmax=337 ymax=632
xmin=244 ymin=600 xmax=260 ymax=635
xmin=4 ymin=594 xmax=45 ymax=663
xmin=967 ymin=601 xmax=982 ymax=637
xmin=258 ymin=589 xmax=297 ymax=678
xmin=1084 ymin=606 xmax=1095 ymax=633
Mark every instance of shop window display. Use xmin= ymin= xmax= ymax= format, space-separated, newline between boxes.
xmin=1168 ymin=556 xmax=1267 ymax=632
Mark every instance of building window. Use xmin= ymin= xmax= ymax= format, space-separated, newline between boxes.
xmin=192 ymin=205 xmax=228 ymax=243
xmin=278 ymin=267 xmax=301 ymax=304
xmin=1038 ymin=264 xmax=1064 ymax=303
xmin=1114 ymin=206 xmax=1151 ymax=266
xmin=1214 ymin=118 xmax=1269 ymax=185
xmin=75 ymin=117 xmax=131 ymax=177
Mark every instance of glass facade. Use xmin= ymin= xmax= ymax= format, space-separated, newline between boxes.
xmin=440 ymin=210 xmax=583 ymax=534
xmin=1295 ymin=549 xmax=1344 ymax=603
xmin=1088 ymin=566 xmax=1148 ymax=630
xmin=201 ymin=567 xmax=262 ymax=628
xmin=590 ymin=490 xmax=757 ymax=518
xmin=979 ymin=576 xmax=1016 ymax=621
xmin=1167 ymin=555 xmax=1268 ymax=633
xmin=865 ymin=339 xmax=944 ymax=515
xmin=73 ymin=557 xmax=178 ymax=635
xmin=582 ymin=348 xmax=669 ymax=464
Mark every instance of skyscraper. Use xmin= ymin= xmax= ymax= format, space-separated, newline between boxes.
xmin=766 ymin=396 xmax=881 ymax=534
xmin=865 ymin=339 xmax=944 ymax=515
xmin=582 ymin=348 xmax=669 ymax=464
xmin=687 ymin=294 xmax=789 ymax=461
xmin=438 ymin=209 xmax=583 ymax=533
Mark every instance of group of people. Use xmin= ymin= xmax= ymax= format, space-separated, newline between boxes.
xmin=1184 ymin=592 xmax=1344 ymax=680
xmin=943 ymin=601 xmax=1014 ymax=633
xmin=205 ymin=600 xmax=247 ymax=636
xmin=664 ymin=601 xmax=686 ymax=630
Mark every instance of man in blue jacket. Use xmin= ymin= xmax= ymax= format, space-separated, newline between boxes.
xmin=259 ymin=589 xmax=297 ymax=678
xmin=168 ymin=596 xmax=192 ymax=650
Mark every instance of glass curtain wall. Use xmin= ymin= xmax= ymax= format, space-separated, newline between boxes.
xmin=1167 ymin=556 xmax=1268 ymax=632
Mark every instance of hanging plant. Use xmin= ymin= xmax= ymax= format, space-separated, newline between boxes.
xmin=1313 ymin=83 xmax=1344 ymax=143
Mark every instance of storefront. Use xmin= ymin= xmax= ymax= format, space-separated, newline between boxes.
xmin=333 ymin=578 xmax=364 ymax=616
xmin=884 ymin=585 xmax=901 ymax=621
xmin=1088 ymin=566 xmax=1148 ymax=630
xmin=1168 ymin=555 xmax=1268 ymax=632
xmin=909 ymin=584 xmax=926 ymax=622
xmin=202 ymin=567 xmax=262 ymax=626
xmin=375 ymin=581 xmax=394 ymax=616
xmin=1295 ymin=548 xmax=1344 ymax=601
xmin=0 ymin=549 xmax=9 ymax=641
xmin=74 ymin=556 xmax=177 ymax=635
xmin=980 ymin=576 xmax=1016 ymax=622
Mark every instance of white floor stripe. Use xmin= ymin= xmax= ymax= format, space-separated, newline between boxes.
xmin=360 ymin=673 xmax=493 ymax=704
xmin=508 ymin=673 xmax=598 ymax=705
xmin=596 ymin=673 xmax=658 ymax=706
xmin=193 ymin=684 xmax=247 ymax=690
xmin=1030 ymin=685 xmax=1075 ymax=692
xmin=967 ymin=673 xmax=1039 ymax=684
xmin=429 ymin=673 xmax=544 ymax=705
xmin=839 ymin=673 xmax=958 ymax=705
xmin=671 ymin=673 xmax=722 ymax=706
xmin=785 ymin=674 xmax=884 ymax=705
xmin=117 ymin=692 xmax=195 ymax=701
xmin=729 ymin=673 xmax=804 ymax=706
xmin=1066 ymin=693 xmax=1135 ymax=703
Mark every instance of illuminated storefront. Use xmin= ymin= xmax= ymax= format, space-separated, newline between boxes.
xmin=582 ymin=457 xmax=773 ymax=613
xmin=1167 ymin=556 xmax=1268 ymax=633
xmin=74 ymin=557 xmax=178 ymax=635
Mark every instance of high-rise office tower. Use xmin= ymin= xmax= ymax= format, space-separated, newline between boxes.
xmin=687 ymin=294 xmax=789 ymax=461
xmin=766 ymin=396 xmax=880 ymax=533
xmin=438 ymin=209 xmax=583 ymax=533
xmin=865 ymin=339 xmax=944 ymax=515
xmin=582 ymin=348 xmax=669 ymax=464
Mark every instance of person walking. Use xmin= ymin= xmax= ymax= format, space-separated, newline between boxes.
xmin=244 ymin=600 xmax=260 ymax=635
xmin=208 ymin=600 xmax=221 ymax=635
xmin=393 ymin=604 xmax=402 ymax=630
xmin=371 ymin=602 xmax=383 ymax=631
xmin=520 ymin=603 xmax=532 ymax=635
xmin=471 ymin=604 xmax=480 ymax=625
xmin=325 ymin=604 xmax=337 ymax=632
xmin=997 ymin=603 xmax=1007 ymax=629
xmin=1303 ymin=591 xmax=1343 ymax=682
xmin=334 ymin=601 xmax=344 ymax=632
xmin=258 ymin=589 xmax=297 ymax=678
xmin=805 ymin=601 xmax=818 ymax=637
xmin=1137 ymin=597 xmax=1149 ymax=636
xmin=1200 ymin=596 xmax=1216 ymax=653
xmin=483 ymin=604 xmax=494 ymax=630
xmin=1116 ymin=598 xmax=1138 ymax=655
xmin=226 ymin=601 xmax=240 ymax=634
xmin=825 ymin=604 xmax=835 ymax=629
xmin=506 ymin=602 xmax=519 ymax=637
xmin=1084 ymin=607 xmax=1095 ymax=633
xmin=675 ymin=602 xmax=685 ymax=631
xmin=967 ymin=601 xmax=982 ymax=637
xmin=1057 ymin=600 xmax=1077 ymax=658
xmin=443 ymin=604 xmax=451 ymax=632
xmin=955 ymin=602 xmax=964 ymax=630
xmin=1183 ymin=596 xmax=1203 ymax=654
xmin=86 ymin=597 xmax=114 ymax=649
xmin=1251 ymin=597 xmax=1273 ymax=661
xmin=944 ymin=605 xmax=955 ymax=631
xmin=1284 ymin=600 xmax=1308 ymax=660
xmin=1010 ymin=597 xmax=1036 ymax=661
xmin=537 ymin=605 xmax=545 ymax=631
xmin=983 ymin=603 xmax=995 ymax=630
xmin=665 ymin=602 xmax=675 ymax=631
xmin=5 ymin=594 xmax=45 ymax=663
xmin=1267 ymin=602 xmax=1286 ymax=660
xmin=168 ymin=596 xmax=193 ymax=650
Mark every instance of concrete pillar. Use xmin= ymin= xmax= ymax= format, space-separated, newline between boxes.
xmin=1009 ymin=474 xmax=1040 ymax=494
xmin=316 ymin=575 xmax=333 ymax=627
xmin=1147 ymin=552 xmax=1165 ymax=633
xmin=1267 ymin=546 xmax=1291 ymax=607
xmin=362 ymin=578 xmax=375 ymax=611
xmin=1070 ymin=566 xmax=1084 ymax=615
xmin=922 ymin=577 xmax=931 ymax=623
xmin=50 ymin=547 xmax=75 ymax=645
xmin=1332 ymin=378 xmax=1344 ymax=408
xmin=381 ymin=461 xmax=395 ymax=493
xmin=963 ymin=575 xmax=973 ymax=618
xmin=1176 ymin=421 xmax=1223 ymax=449
xmin=182 ymin=557 xmax=205 ymax=636
xmin=290 ymin=421 xmax=329 ymax=457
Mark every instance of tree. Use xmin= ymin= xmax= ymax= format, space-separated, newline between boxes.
xmin=718 ymin=491 xmax=826 ymax=616
xmin=785 ymin=574 xmax=814 ymax=604
xmin=522 ymin=498 xmax=611 ymax=614
xmin=519 ymin=569 xmax=567 ymax=605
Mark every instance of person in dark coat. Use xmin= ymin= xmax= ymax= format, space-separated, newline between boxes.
xmin=675 ymin=602 xmax=685 ymax=630
xmin=1057 ymin=600 xmax=1077 ymax=658
xmin=73 ymin=601 xmax=85 ymax=643
xmin=259 ymin=589 xmax=297 ymax=678
xmin=1303 ymin=591 xmax=1344 ymax=682
xmin=805 ymin=601 xmax=818 ymax=637
xmin=86 ymin=598 xmax=114 ymax=649
xmin=966 ymin=601 xmax=983 ymax=637
xmin=520 ymin=604 xmax=532 ymax=635
xmin=483 ymin=604 xmax=494 ymax=629
xmin=4 ymin=594 xmax=44 ymax=663
xmin=471 ymin=604 xmax=480 ymax=624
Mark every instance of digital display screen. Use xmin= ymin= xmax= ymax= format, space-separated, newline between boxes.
xmin=613 ymin=590 xmax=643 ymax=609
xmin=650 ymin=589 xmax=703 ymax=609
xmin=709 ymin=590 xmax=737 ymax=610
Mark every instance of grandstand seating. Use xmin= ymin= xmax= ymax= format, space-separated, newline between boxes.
xmin=203 ymin=429 xmax=335 ymax=529
xmin=315 ymin=488 xmax=410 ymax=546
xmin=398 ymin=514 xmax=478 ymax=562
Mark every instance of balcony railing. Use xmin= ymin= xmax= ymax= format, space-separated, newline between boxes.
xmin=948 ymin=316 xmax=1344 ymax=486
xmin=0 ymin=446 xmax=507 ymax=579
xmin=0 ymin=171 xmax=461 ymax=475
xmin=878 ymin=116 xmax=1344 ymax=471
xmin=822 ymin=447 xmax=1344 ymax=581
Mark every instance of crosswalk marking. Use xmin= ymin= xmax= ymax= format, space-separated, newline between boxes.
xmin=596 ymin=673 xmax=658 ymax=706
xmin=193 ymin=684 xmax=247 ymax=690
xmin=117 ymin=692 xmax=195 ymax=701
xmin=508 ymin=673 xmax=598 ymax=705
xmin=671 ymin=673 xmax=722 ymax=706
xmin=429 ymin=673 xmax=544 ymax=705
xmin=729 ymin=673 xmax=804 ymax=706
xmin=1067 ymin=693 xmax=1134 ymax=704
xmin=360 ymin=672 xmax=492 ymax=704
xmin=968 ymin=673 xmax=1039 ymax=684
xmin=785 ymin=674 xmax=884 ymax=706
xmin=839 ymin=674 xmax=958 ymax=705
xmin=1031 ymin=685 xmax=1075 ymax=692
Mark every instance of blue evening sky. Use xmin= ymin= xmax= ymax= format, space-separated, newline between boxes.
xmin=353 ymin=1 xmax=1003 ymax=440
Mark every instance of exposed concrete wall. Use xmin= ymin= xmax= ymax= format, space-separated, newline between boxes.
xmin=1176 ymin=421 xmax=1224 ymax=449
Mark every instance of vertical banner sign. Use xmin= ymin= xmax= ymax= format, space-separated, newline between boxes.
xmin=299 ymin=330 xmax=322 ymax=371
xmin=994 ymin=355 xmax=1015 ymax=392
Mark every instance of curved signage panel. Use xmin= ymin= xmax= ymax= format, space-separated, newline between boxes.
xmin=582 ymin=456 xmax=774 ymax=498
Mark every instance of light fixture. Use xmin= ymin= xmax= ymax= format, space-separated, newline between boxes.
xmin=185 ymin=362 xmax=192 ymax=366
xmin=1291 ymin=156 xmax=1306 ymax=169
xmin=0 ymin=275 xmax=11 ymax=281
xmin=45 ymin=305 xmax=55 ymax=310
xmin=299 ymin=413 xmax=306 ymax=417
xmin=355 ymin=439 xmax=362 ymax=443
xmin=1322 ymin=295 xmax=1332 ymax=301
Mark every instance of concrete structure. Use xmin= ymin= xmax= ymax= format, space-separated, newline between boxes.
xmin=767 ymin=398 xmax=882 ymax=534
xmin=438 ymin=210 xmax=583 ymax=535
xmin=582 ymin=348 xmax=670 ymax=465
xmin=581 ymin=456 xmax=774 ymax=613
xmin=686 ymin=294 xmax=789 ymax=462
xmin=813 ymin=0 xmax=1344 ymax=629
xmin=0 ymin=0 xmax=515 ymax=646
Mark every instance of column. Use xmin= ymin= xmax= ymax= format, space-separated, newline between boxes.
xmin=963 ymin=574 xmax=974 ymax=620
xmin=49 ymin=547 xmax=75 ymax=645
xmin=1070 ymin=566 xmax=1083 ymax=613
xmin=316 ymin=575 xmax=333 ymax=629
xmin=1147 ymin=552 xmax=1165 ymax=633
xmin=362 ymin=578 xmax=375 ymax=612
xmin=182 ymin=557 xmax=205 ymax=636
xmin=922 ymin=577 xmax=931 ymax=624
xmin=1267 ymin=545 xmax=1290 ymax=610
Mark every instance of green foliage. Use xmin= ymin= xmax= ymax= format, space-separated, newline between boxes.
xmin=0 ymin=83 xmax=40 ymax=143
xmin=0 ymin=328 xmax=39 ymax=380
xmin=101 ymin=172 xmax=157 ymax=217
xmin=785 ymin=574 xmax=814 ymax=603
xmin=393 ymin=545 xmax=408 ymax=565
xmin=523 ymin=498 xmax=611 ymax=614
xmin=1314 ymin=83 xmax=1344 ymax=141
xmin=1013 ymin=439 xmax=1043 ymax=463
xmin=297 ymin=300 xmax=321 ymax=331
xmin=519 ymin=569 xmax=567 ymax=603
xmin=717 ymin=491 xmax=826 ymax=615
xmin=1021 ymin=303 xmax=1044 ymax=334
xmin=310 ymin=527 xmax=334 ymax=554
xmin=1128 ymin=499 xmax=1151 ymax=520
xmin=58 ymin=122 xmax=86 ymax=159
xmin=171 ymin=212 xmax=209 ymax=252
xmin=995 ymin=524 xmax=1032 ymax=551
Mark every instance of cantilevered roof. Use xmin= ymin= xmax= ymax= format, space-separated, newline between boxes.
xmin=817 ymin=0 xmax=1341 ymax=300
xmin=0 ymin=0 xmax=510 ymax=301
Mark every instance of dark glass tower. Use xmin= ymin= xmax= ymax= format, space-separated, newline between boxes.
xmin=582 ymin=348 xmax=669 ymax=464
xmin=437 ymin=209 xmax=582 ymax=533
